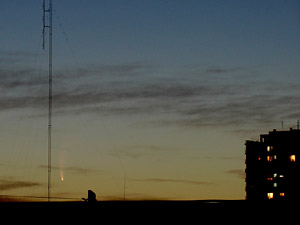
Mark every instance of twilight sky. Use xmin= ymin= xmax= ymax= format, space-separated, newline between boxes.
xmin=0 ymin=0 xmax=299 ymax=200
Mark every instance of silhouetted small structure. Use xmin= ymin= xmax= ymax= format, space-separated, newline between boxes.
xmin=88 ymin=190 xmax=97 ymax=203
xmin=245 ymin=128 xmax=299 ymax=200
xmin=82 ymin=190 xmax=97 ymax=203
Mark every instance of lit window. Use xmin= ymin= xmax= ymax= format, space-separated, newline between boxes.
xmin=267 ymin=146 xmax=273 ymax=152
xmin=267 ymin=156 xmax=273 ymax=161
xmin=290 ymin=155 xmax=296 ymax=162
xmin=273 ymin=173 xmax=277 ymax=178
xmin=267 ymin=177 xmax=273 ymax=181
xmin=279 ymin=175 xmax=284 ymax=178
xmin=280 ymin=193 xmax=285 ymax=197
xmin=258 ymin=156 xmax=261 ymax=161
xmin=273 ymin=183 xmax=277 ymax=187
xmin=267 ymin=193 xmax=274 ymax=199
xmin=274 ymin=155 xmax=277 ymax=160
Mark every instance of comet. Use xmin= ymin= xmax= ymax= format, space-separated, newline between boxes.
xmin=59 ymin=151 xmax=65 ymax=182
xmin=60 ymin=170 xmax=64 ymax=181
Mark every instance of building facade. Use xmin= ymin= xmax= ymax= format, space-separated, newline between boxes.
xmin=245 ymin=129 xmax=299 ymax=200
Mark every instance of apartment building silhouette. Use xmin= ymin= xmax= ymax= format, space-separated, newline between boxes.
xmin=245 ymin=128 xmax=299 ymax=200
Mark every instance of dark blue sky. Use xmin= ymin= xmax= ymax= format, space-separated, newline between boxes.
xmin=1 ymin=0 xmax=299 ymax=68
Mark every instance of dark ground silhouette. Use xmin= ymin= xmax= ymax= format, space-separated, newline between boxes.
xmin=0 ymin=200 xmax=296 ymax=217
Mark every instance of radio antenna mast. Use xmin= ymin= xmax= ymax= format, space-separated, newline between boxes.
xmin=43 ymin=0 xmax=53 ymax=202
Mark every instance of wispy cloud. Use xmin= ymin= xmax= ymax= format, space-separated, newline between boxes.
xmin=101 ymin=193 xmax=172 ymax=201
xmin=131 ymin=177 xmax=214 ymax=186
xmin=108 ymin=145 xmax=172 ymax=159
xmin=0 ymin=68 xmax=45 ymax=91
xmin=0 ymin=50 xmax=38 ymax=64
xmin=204 ymin=66 xmax=243 ymax=74
xmin=225 ymin=169 xmax=245 ymax=179
xmin=0 ymin=178 xmax=42 ymax=191
xmin=38 ymin=165 xmax=100 ymax=175
xmin=2 ymin=54 xmax=300 ymax=133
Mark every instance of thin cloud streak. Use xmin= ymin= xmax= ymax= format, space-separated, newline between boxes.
xmin=204 ymin=67 xmax=243 ymax=74
xmin=38 ymin=165 xmax=99 ymax=175
xmin=0 ymin=178 xmax=42 ymax=191
xmin=108 ymin=144 xmax=172 ymax=159
xmin=226 ymin=169 xmax=245 ymax=179
xmin=131 ymin=178 xmax=214 ymax=186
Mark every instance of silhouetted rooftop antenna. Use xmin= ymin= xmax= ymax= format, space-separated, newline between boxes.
xmin=42 ymin=0 xmax=53 ymax=202
xmin=123 ymin=173 xmax=126 ymax=201
xmin=280 ymin=117 xmax=284 ymax=131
